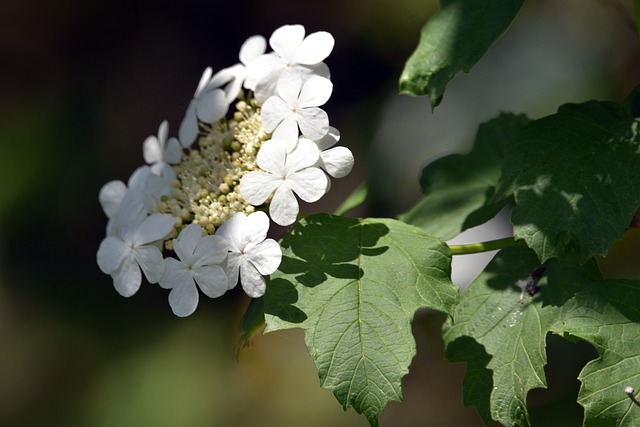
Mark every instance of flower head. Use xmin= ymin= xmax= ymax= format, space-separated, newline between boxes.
xmin=240 ymin=138 xmax=328 ymax=226
xmin=216 ymin=211 xmax=282 ymax=297
xmin=159 ymin=224 xmax=228 ymax=317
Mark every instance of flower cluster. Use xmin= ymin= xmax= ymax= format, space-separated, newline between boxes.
xmin=97 ymin=24 xmax=354 ymax=317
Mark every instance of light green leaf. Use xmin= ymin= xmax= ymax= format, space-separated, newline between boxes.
xmin=494 ymin=101 xmax=640 ymax=263
xmin=263 ymin=214 xmax=458 ymax=426
xmin=334 ymin=182 xmax=368 ymax=216
xmin=399 ymin=0 xmax=524 ymax=107
xmin=399 ymin=113 xmax=529 ymax=240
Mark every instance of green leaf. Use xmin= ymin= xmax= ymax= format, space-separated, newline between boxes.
xmin=443 ymin=246 xmax=554 ymax=426
xmin=494 ymin=101 xmax=640 ymax=263
xmin=236 ymin=297 xmax=265 ymax=359
xmin=399 ymin=113 xmax=529 ymax=240
xmin=263 ymin=214 xmax=458 ymax=426
xmin=399 ymin=0 xmax=524 ymax=107
xmin=444 ymin=245 xmax=640 ymax=426
xmin=334 ymin=181 xmax=368 ymax=216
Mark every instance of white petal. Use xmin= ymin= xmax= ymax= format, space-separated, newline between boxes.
xmin=195 ymin=67 xmax=213 ymax=97
xmin=173 ymin=223 xmax=203 ymax=263
xmin=159 ymin=257 xmax=190 ymax=289
xmin=168 ymin=280 xmax=199 ymax=317
xmin=239 ymin=171 xmax=281 ymax=205
xmin=288 ymin=168 xmax=328 ymax=203
xmin=224 ymin=251 xmax=241 ymax=289
xmin=192 ymin=265 xmax=228 ymax=298
xmin=111 ymin=257 xmax=142 ymax=297
xmin=97 ymin=236 xmax=128 ymax=274
xmin=284 ymin=138 xmax=320 ymax=172
xmin=319 ymin=146 xmax=354 ymax=178
xmin=195 ymin=88 xmax=228 ymax=123
xmin=269 ymin=183 xmax=299 ymax=226
xmin=134 ymin=245 xmax=166 ymax=284
xmin=99 ymin=180 xmax=127 ymax=218
xmin=240 ymin=35 xmax=267 ymax=66
xmin=243 ymin=211 xmax=271 ymax=245
xmin=135 ymin=214 xmax=175 ymax=244
xmin=157 ymin=120 xmax=169 ymax=144
xmin=298 ymin=76 xmax=332 ymax=108
xmin=246 ymin=54 xmax=282 ymax=95
xmin=215 ymin=213 xmax=245 ymax=252
xmin=270 ymin=24 xmax=305 ymax=62
xmin=314 ymin=126 xmax=340 ymax=150
xmin=178 ymin=102 xmax=198 ymax=147
xmin=301 ymin=62 xmax=331 ymax=80
xmin=261 ymin=96 xmax=291 ymax=133
xmin=239 ymin=258 xmax=267 ymax=298
xmin=297 ymin=107 xmax=329 ymax=141
xmin=294 ymin=31 xmax=335 ymax=64
xmin=192 ymin=234 xmax=227 ymax=266
xmin=271 ymin=115 xmax=300 ymax=147
xmin=142 ymin=136 xmax=161 ymax=164
xmin=164 ymin=137 xmax=182 ymax=164
xmin=275 ymin=71 xmax=303 ymax=106
xmin=256 ymin=138 xmax=287 ymax=173
xmin=245 ymin=238 xmax=282 ymax=275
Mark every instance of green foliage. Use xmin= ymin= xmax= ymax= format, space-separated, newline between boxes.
xmin=263 ymin=214 xmax=458 ymax=426
xmin=493 ymin=101 xmax=640 ymax=263
xmin=399 ymin=0 xmax=524 ymax=107
xmin=399 ymin=113 xmax=530 ymax=240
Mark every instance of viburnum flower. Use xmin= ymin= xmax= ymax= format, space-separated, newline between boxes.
xmin=97 ymin=214 xmax=175 ymax=297
xmin=143 ymin=120 xmax=182 ymax=181
xmin=261 ymin=73 xmax=333 ymax=150
xmin=247 ymin=24 xmax=334 ymax=102
xmin=313 ymin=127 xmax=354 ymax=179
xmin=213 ymin=35 xmax=267 ymax=104
xmin=240 ymin=138 xmax=328 ymax=226
xmin=216 ymin=211 xmax=282 ymax=298
xmin=178 ymin=67 xmax=229 ymax=147
xmin=159 ymin=224 xmax=228 ymax=317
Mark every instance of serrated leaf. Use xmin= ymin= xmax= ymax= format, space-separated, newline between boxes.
xmin=443 ymin=246 xmax=554 ymax=426
xmin=445 ymin=244 xmax=640 ymax=426
xmin=494 ymin=101 xmax=640 ymax=263
xmin=399 ymin=0 xmax=523 ymax=107
xmin=263 ymin=214 xmax=458 ymax=426
xmin=399 ymin=113 xmax=529 ymax=240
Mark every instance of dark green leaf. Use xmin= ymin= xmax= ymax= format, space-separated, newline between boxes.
xmin=263 ymin=214 xmax=458 ymax=426
xmin=399 ymin=0 xmax=524 ymax=107
xmin=400 ymin=113 xmax=529 ymax=240
xmin=494 ymin=101 xmax=640 ymax=263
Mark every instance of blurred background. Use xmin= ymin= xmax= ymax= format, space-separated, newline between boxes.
xmin=1 ymin=0 xmax=638 ymax=426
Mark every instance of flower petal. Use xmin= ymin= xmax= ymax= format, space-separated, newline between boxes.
xmin=135 ymin=214 xmax=175 ymax=244
xmin=287 ymin=168 xmax=328 ymax=203
xmin=243 ymin=211 xmax=270 ymax=245
xmin=269 ymin=24 xmax=305 ymax=62
xmin=159 ymin=257 xmax=190 ymax=289
xmin=224 ymin=251 xmax=241 ymax=290
xmin=192 ymin=265 xmax=228 ymax=298
xmin=315 ymin=126 xmax=340 ymax=150
xmin=164 ymin=137 xmax=182 ymax=164
xmin=239 ymin=259 xmax=267 ymax=298
xmin=142 ymin=136 xmax=161 ymax=164
xmin=297 ymin=108 xmax=329 ymax=141
xmin=294 ymin=31 xmax=335 ymax=65
xmin=134 ymin=244 xmax=166 ymax=284
xmin=99 ymin=180 xmax=127 ymax=219
xmin=239 ymin=171 xmax=282 ymax=206
xmin=168 ymin=280 xmax=199 ymax=317
xmin=275 ymin=71 xmax=303 ymax=106
xmin=178 ymin=102 xmax=198 ymax=148
xmin=215 ymin=213 xmax=245 ymax=252
xmin=240 ymin=35 xmax=267 ymax=66
xmin=111 ymin=257 xmax=142 ymax=297
xmin=96 ymin=236 xmax=128 ymax=274
xmin=195 ymin=88 xmax=228 ymax=123
xmin=173 ymin=223 xmax=202 ymax=263
xmin=193 ymin=234 xmax=227 ymax=266
xmin=298 ymin=76 xmax=332 ymax=108
xmin=271 ymin=115 xmax=300 ymax=146
xmin=269 ymin=183 xmax=299 ymax=226
xmin=195 ymin=67 xmax=213 ymax=97
xmin=256 ymin=139 xmax=287 ymax=174
xmin=285 ymin=137 xmax=320 ymax=172
xmin=319 ymin=146 xmax=354 ymax=178
xmin=261 ymin=96 xmax=291 ymax=133
xmin=245 ymin=238 xmax=282 ymax=276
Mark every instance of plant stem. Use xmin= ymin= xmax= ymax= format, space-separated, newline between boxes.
xmin=448 ymin=236 xmax=524 ymax=255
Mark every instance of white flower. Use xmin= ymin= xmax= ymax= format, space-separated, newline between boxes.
xmin=212 ymin=35 xmax=267 ymax=103
xmin=261 ymin=73 xmax=333 ymax=150
xmin=216 ymin=211 xmax=282 ymax=297
xmin=314 ymin=127 xmax=354 ymax=179
xmin=178 ymin=67 xmax=229 ymax=147
xmin=247 ymin=24 xmax=334 ymax=102
xmin=143 ymin=120 xmax=182 ymax=181
xmin=159 ymin=224 xmax=228 ymax=317
xmin=240 ymin=138 xmax=328 ymax=226
xmin=97 ymin=214 xmax=175 ymax=297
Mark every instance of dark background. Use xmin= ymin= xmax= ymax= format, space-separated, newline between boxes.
xmin=1 ymin=0 xmax=638 ymax=426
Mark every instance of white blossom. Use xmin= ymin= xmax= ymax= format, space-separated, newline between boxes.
xmin=247 ymin=24 xmax=334 ymax=102
xmin=159 ymin=224 xmax=228 ymax=317
xmin=240 ymin=138 xmax=328 ymax=226
xmin=142 ymin=120 xmax=182 ymax=181
xmin=213 ymin=35 xmax=267 ymax=103
xmin=97 ymin=214 xmax=175 ymax=297
xmin=216 ymin=211 xmax=282 ymax=297
xmin=261 ymin=73 xmax=333 ymax=150
xmin=178 ymin=67 xmax=229 ymax=147
xmin=314 ymin=127 xmax=354 ymax=179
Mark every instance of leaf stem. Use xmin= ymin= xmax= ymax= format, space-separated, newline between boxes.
xmin=448 ymin=236 xmax=524 ymax=255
